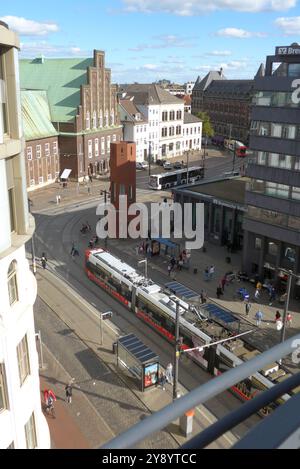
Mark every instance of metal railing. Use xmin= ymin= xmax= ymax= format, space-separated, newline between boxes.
xmin=101 ymin=333 xmax=300 ymax=449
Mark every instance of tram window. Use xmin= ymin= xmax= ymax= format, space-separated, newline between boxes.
xmin=179 ymin=331 xmax=193 ymax=348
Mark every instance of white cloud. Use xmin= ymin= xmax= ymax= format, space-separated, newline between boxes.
xmin=275 ymin=16 xmax=300 ymax=34
xmin=206 ymin=50 xmax=232 ymax=56
xmin=129 ymin=34 xmax=195 ymax=51
xmin=122 ymin=0 xmax=296 ymax=15
xmin=0 ymin=15 xmax=59 ymax=36
xmin=216 ymin=28 xmax=266 ymax=38
xmin=20 ymin=41 xmax=88 ymax=57
xmin=142 ymin=63 xmax=158 ymax=69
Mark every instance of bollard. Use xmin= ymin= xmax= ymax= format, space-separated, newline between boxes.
xmin=179 ymin=408 xmax=195 ymax=437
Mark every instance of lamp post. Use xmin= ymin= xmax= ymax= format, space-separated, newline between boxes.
xmin=138 ymin=259 xmax=148 ymax=280
xmin=173 ymin=300 xmax=181 ymax=401
xmin=28 ymin=198 xmax=36 ymax=275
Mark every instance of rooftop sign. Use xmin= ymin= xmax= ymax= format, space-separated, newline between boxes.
xmin=276 ymin=46 xmax=300 ymax=56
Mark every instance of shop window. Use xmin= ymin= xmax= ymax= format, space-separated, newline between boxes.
xmin=284 ymin=246 xmax=296 ymax=263
xmin=268 ymin=242 xmax=278 ymax=257
xmin=255 ymin=238 xmax=262 ymax=250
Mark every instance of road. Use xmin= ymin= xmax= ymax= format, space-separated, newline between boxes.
xmin=29 ymin=196 xmax=260 ymax=443
xmin=136 ymin=151 xmax=248 ymax=190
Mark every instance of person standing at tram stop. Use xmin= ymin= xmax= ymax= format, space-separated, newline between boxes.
xmin=286 ymin=312 xmax=293 ymax=327
xmin=255 ymin=310 xmax=263 ymax=327
xmin=41 ymin=252 xmax=47 ymax=269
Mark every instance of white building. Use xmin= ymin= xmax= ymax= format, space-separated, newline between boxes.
xmin=0 ymin=21 xmax=50 ymax=449
xmin=120 ymin=84 xmax=202 ymax=161
xmin=182 ymin=112 xmax=202 ymax=153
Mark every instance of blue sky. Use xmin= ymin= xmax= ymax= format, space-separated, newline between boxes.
xmin=1 ymin=0 xmax=300 ymax=83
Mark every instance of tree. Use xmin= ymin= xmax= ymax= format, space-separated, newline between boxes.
xmin=196 ymin=111 xmax=214 ymax=138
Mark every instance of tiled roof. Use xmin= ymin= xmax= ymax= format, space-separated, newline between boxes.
xmin=205 ymin=79 xmax=254 ymax=96
xmin=183 ymin=112 xmax=202 ymax=124
xmin=124 ymin=84 xmax=183 ymax=105
xmin=193 ymin=71 xmax=226 ymax=92
xmin=20 ymin=57 xmax=93 ymax=122
xmin=21 ymin=90 xmax=58 ymax=140
xmin=120 ymin=98 xmax=147 ymax=123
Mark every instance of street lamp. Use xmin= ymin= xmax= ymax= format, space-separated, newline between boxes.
xmin=100 ymin=311 xmax=113 ymax=345
xmin=138 ymin=259 xmax=148 ymax=280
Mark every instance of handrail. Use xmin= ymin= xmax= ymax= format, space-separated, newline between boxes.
xmin=101 ymin=333 xmax=300 ymax=449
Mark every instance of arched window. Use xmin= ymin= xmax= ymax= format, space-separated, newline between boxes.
xmin=105 ymin=110 xmax=109 ymax=127
xmin=8 ymin=260 xmax=18 ymax=306
xmin=99 ymin=110 xmax=103 ymax=128
xmin=92 ymin=110 xmax=97 ymax=129
xmin=86 ymin=111 xmax=90 ymax=130
xmin=110 ymin=110 xmax=114 ymax=126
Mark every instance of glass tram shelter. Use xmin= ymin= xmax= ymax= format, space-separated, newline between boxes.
xmin=117 ymin=334 xmax=159 ymax=392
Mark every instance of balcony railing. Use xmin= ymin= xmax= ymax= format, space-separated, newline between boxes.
xmin=101 ymin=333 xmax=300 ymax=449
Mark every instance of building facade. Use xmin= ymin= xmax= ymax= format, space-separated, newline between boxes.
xmin=243 ymin=44 xmax=300 ymax=298
xmin=20 ymin=50 xmax=123 ymax=181
xmin=21 ymin=90 xmax=59 ymax=191
xmin=182 ymin=112 xmax=202 ymax=153
xmin=191 ymin=71 xmax=253 ymax=144
xmin=120 ymin=84 xmax=202 ymax=161
xmin=0 ymin=21 xmax=50 ymax=449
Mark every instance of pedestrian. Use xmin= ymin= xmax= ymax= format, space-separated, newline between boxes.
xmin=286 ymin=312 xmax=292 ymax=327
xmin=87 ymin=186 xmax=91 ymax=195
xmin=256 ymin=281 xmax=262 ymax=291
xmin=275 ymin=310 xmax=281 ymax=322
xmin=158 ymin=371 xmax=167 ymax=391
xmin=245 ymin=301 xmax=251 ymax=316
xmin=165 ymin=363 xmax=173 ymax=384
xmin=216 ymin=285 xmax=223 ymax=299
xmin=254 ymin=288 xmax=260 ymax=301
xmin=41 ymin=252 xmax=47 ymax=269
xmin=209 ymin=265 xmax=215 ymax=280
xmin=269 ymin=287 xmax=276 ymax=306
xmin=167 ymin=264 xmax=172 ymax=276
xmin=221 ymin=276 xmax=226 ymax=292
xmin=255 ymin=310 xmax=263 ymax=327
xmin=65 ymin=380 xmax=74 ymax=404
xmin=89 ymin=175 xmax=93 ymax=183
xmin=200 ymin=290 xmax=207 ymax=304
xmin=204 ymin=266 xmax=209 ymax=281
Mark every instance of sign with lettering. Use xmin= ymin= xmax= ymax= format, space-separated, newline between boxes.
xmin=276 ymin=46 xmax=300 ymax=56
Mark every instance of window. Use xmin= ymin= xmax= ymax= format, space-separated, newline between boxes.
xmin=176 ymin=110 xmax=182 ymax=120
xmin=25 ymin=413 xmax=37 ymax=449
xmin=38 ymin=176 xmax=43 ymax=184
xmin=53 ymin=141 xmax=58 ymax=155
xmin=265 ymin=181 xmax=289 ymax=198
xmin=27 ymin=147 xmax=32 ymax=160
xmin=162 ymin=111 xmax=168 ymax=121
xmin=107 ymin=136 xmax=111 ymax=153
xmin=17 ymin=335 xmax=30 ymax=385
xmin=292 ymin=186 xmax=300 ymax=200
xmin=169 ymin=126 xmax=174 ymax=137
xmin=288 ymin=63 xmax=300 ymax=77
xmin=95 ymin=138 xmax=99 ymax=157
xmin=270 ymin=123 xmax=281 ymax=137
xmin=284 ymin=246 xmax=296 ymax=263
xmin=119 ymin=184 xmax=125 ymax=195
xmin=110 ymin=110 xmax=114 ymax=126
xmin=169 ymin=111 xmax=175 ymax=121
xmin=101 ymin=137 xmax=105 ymax=154
xmin=36 ymin=145 xmax=41 ymax=158
xmin=92 ymin=111 xmax=97 ymax=129
xmin=282 ymin=125 xmax=296 ymax=139
xmin=99 ymin=110 xmax=103 ymax=128
xmin=112 ymin=134 xmax=116 ymax=142
xmin=45 ymin=143 xmax=50 ymax=157
xmin=0 ymin=363 xmax=9 ymax=412
xmin=268 ymin=242 xmax=278 ymax=256
xmin=255 ymin=238 xmax=262 ymax=250
xmin=0 ymin=50 xmax=8 ymax=135
xmin=47 ymin=174 xmax=52 ymax=181
xmin=30 ymin=179 xmax=35 ymax=187
xmin=105 ymin=110 xmax=109 ymax=127
xmin=88 ymin=140 xmax=93 ymax=158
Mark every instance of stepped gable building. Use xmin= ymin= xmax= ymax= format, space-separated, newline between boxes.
xmin=20 ymin=50 xmax=122 ymax=181
xmin=0 ymin=21 xmax=50 ymax=449
xmin=192 ymin=70 xmax=254 ymax=144
xmin=21 ymin=90 xmax=59 ymax=191
xmin=243 ymin=44 xmax=300 ymax=298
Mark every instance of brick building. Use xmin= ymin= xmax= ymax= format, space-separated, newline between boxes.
xmin=110 ymin=142 xmax=136 ymax=237
xmin=20 ymin=50 xmax=122 ymax=181
xmin=21 ymin=90 xmax=59 ymax=191
xmin=192 ymin=71 xmax=254 ymax=144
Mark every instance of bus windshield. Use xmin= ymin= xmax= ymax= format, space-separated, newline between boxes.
xmin=150 ymin=176 xmax=159 ymax=188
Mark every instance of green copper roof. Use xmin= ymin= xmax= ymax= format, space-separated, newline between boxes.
xmin=21 ymin=90 xmax=58 ymax=140
xmin=20 ymin=57 xmax=93 ymax=123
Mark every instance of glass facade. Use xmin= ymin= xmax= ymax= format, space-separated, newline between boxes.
xmin=251 ymin=121 xmax=299 ymax=140
xmin=253 ymin=91 xmax=300 ymax=108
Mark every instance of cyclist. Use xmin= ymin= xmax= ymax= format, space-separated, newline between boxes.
xmin=44 ymin=388 xmax=56 ymax=414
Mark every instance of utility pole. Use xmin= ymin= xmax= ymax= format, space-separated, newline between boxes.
xmin=101 ymin=190 xmax=109 ymax=249
xmin=173 ymin=300 xmax=180 ymax=401
xmin=280 ymin=270 xmax=293 ymax=343
xmin=28 ymin=199 xmax=36 ymax=275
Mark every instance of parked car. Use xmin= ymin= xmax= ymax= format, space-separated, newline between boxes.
xmin=156 ymin=159 xmax=166 ymax=166
xmin=173 ymin=161 xmax=183 ymax=169
xmin=163 ymin=161 xmax=173 ymax=170
xmin=136 ymin=161 xmax=148 ymax=170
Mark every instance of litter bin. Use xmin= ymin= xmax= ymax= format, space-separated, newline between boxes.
xmin=112 ymin=341 xmax=118 ymax=354
xmin=180 ymin=409 xmax=195 ymax=437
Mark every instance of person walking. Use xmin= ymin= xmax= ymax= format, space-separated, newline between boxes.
xmin=221 ymin=276 xmax=226 ymax=292
xmin=255 ymin=310 xmax=263 ymax=327
xmin=275 ymin=310 xmax=281 ymax=322
xmin=209 ymin=265 xmax=215 ymax=280
xmin=158 ymin=371 xmax=167 ymax=391
xmin=167 ymin=264 xmax=172 ymax=276
xmin=65 ymin=379 xmax=74 ymax=404
xmin=41 ymin=252 xmax=47 ymax=269
xmin=204 ymin=266 xmax=209 ymax=281
xmin=286 ymin=312 xmax=292 ymax=327
xmin=165 ymin=363 xmax=173 ymax=384
xmin=269 ymin=286 xmax=276 ymax=306
xmin=200 ymin=290 xmax=207 ymax=304
xmin=216 ymin=285 xmax=223 ymax=299
xmin=245 ymin=301 xmax=251 ymax=316
xmin=254 ymin=288 xmax=260 ymax=302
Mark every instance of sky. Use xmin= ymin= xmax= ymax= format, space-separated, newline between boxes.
xmin=1 ymin=0 xmax=300 ymax=84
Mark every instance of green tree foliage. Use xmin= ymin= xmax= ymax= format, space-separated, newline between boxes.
xmin=196 ymin=112 xmax=214 ymax=138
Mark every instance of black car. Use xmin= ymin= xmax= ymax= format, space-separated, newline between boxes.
xmin=173 ymin=161 xmax=185 ymax=169
xmin=156 ymin=159 xmax=166 ymax=166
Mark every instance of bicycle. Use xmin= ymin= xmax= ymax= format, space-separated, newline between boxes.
xmin=45 ymin=401 xmax=55 ymax=418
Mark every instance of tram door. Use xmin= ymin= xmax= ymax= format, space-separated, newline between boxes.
xmin=131 ymin=286 xmax=137 ymax=312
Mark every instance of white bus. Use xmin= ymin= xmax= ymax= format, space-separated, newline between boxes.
xmin=149 ymin=166 xmax=204 ymax=190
